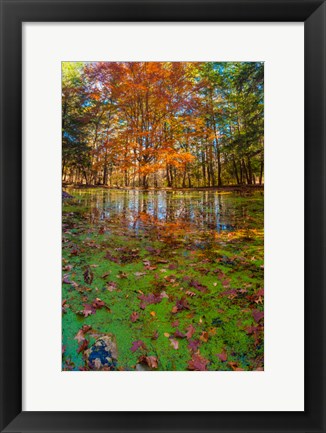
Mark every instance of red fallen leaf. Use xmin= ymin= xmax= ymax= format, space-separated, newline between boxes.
xmin=145 ymin=246 xmax=161 ymax=255
xmin=189 ymin=279 xmax=208 ymax=293
xmin=188 ymin=339 xmax=200 ymax=352
xmin=188 ymin=352 xmax=209 ymax=371
xmin=175 ymin=297 xmax=190 ymax=312
xmin=171 ymin=306 xmax=178 ymax=314
xmin=256 ymin=288 xmax=264 ymax=296
xmin=186 ymin=324 xmax=195 ymax=339
xmin=130 ymin=340 xmax=146 ymax=353
xmin=174 ymin=330 xmax=186 ymax=339
xmin=105 ymin=252 xmax=119 ymax=263
xmin=77 ymin=339 xmax=89 ymax=354
xmin=245 ymin=325 xmax=260 ymax=335
xmin=171 ymin=320 xmax=179 ymax=328
xmin=170 ymin=338 xmax=179 ymax=350
xmin=168 ymin=263 xmax=177 ymax=270
xmin=139 ymin=355 xmax=158 ymax=369
xmin=82 ymin=304 xmax=96 ymax=317
xmin=216 ymin=352 xmax=228 ymax=362
xmin=130 ymin=312 xmax=139 ymax=323
xmin=252 ymin=309 xmax=264 ymax=323
xmin=138 ymin=293 xmax=162 ymax=310
xmin=92 ymin=298 xmax=105 ymax=309
xmin=220 ymin=288 xmax=238 ymax=297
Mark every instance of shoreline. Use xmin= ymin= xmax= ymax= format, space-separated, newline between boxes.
xmin=63 ymin=184 xmax=264 ymax=193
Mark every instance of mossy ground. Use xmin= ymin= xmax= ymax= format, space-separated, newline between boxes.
xmin=62 ymin=189 xmax=264 ymax=371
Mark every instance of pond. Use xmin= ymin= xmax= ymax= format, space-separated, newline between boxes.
xmin=66 ymin=188 xmax=264 ymax=233
xmin=62 ymin=188 xmax=264 ymax=371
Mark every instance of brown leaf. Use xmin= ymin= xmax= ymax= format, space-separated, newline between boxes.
xmin=77 ymin=339 xmax=89 ymax=354
xmin=199 ymin=331 xmax=209 ymax=342
xmin=130 ymin=312 xmax=139 ymax=323
xmin=188 ymin=352 xmax=209 ymax=371
xmin=186 ymin=324 xmax=195 ymax=339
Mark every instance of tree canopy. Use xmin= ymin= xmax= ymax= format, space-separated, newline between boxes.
xmin=62 ymin=61 xmax=264 ymax=188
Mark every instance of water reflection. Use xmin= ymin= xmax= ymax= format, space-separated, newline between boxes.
xmin=67 ymin=189 xmax=263 ymax=233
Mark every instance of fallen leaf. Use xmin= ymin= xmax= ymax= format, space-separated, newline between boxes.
xmin=82 ymin=304 xmax=96 ymax=317
xmin=252 ymin=309 xmax=264 ymax=323
xmin=199 ymin=331 xmax=209 ymax=342
xmin=186 ymin=324 xmax=195 ymax=339
xmin=188 ymin=352 xmax=209 ymax=371
xmin=170 ymin=338 xmax=179 ymax=350
xmin=216 ymin=352 xmax=228 ymax=362
xmin=130 ymin=340 xmax=146 ymax=353
xmin=130 ymin=312 xmax=139 ymax=322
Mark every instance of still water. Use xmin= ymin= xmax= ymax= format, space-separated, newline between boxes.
xmin=66 ymin=189 xmax=264 ymax=233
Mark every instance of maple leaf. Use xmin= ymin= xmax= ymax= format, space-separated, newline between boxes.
xmin=188 ymin=339 xmax=200 ymax=352
xmin=130 ymin=311 xmax=139 ymax=322
xmin=186 ymin=324 xmax=195 ymax=339
xmin=252 ymin=309 xmax=264 ymax=323
xmin=105 ymin=252 xmax=119 ymax=263
xmin=174 ymin=297 xmax=190 ymax=312
xmin=174 ymin=330 xmax=186 ymax=339
xmin=82 ymin=304 xmax=96 ymax=317
xmin=171 ymin=320 xmax=179 ymax=328
xmin=130 ymin=340 xmax=146 ymax=353
xmin=138 ymin=293 xmax=162 ymax=309
xmin=216 ymin=352 xmax=227 ymax=362
xmin=189 ymin=279 xmax=208 ymax=293
xmin=188 ymin=352 xmax=209 ymax=371
xmin=139 ymin=355 xmax=158 ymax=369
xmin=92 ymin=298 xmax=105 ymax=309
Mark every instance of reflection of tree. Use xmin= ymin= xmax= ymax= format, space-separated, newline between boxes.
xmin=75 ymin=190 xmax=258 ymax=232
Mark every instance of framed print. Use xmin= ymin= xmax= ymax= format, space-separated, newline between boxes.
xmin=0 ymin=0 xmax=325 ymax=432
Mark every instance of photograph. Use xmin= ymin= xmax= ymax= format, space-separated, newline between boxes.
xmin=62 ymin=61 xmax=264 ymax=371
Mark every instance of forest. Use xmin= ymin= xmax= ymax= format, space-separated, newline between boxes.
xmin=62 ymin=61 xmax=264 ymax=188
xmin=62 ymin=61 xmax=264 ymax=371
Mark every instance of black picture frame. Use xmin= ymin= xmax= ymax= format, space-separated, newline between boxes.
xmin=0 ymin=0 xmax=325 ymax=432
